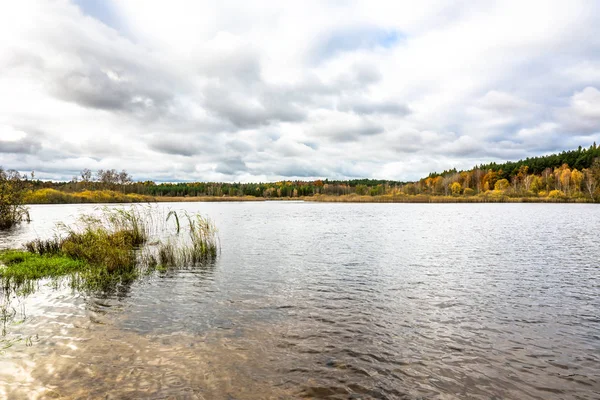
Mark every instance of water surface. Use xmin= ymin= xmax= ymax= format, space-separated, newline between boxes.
xmin=1 ymin=202 xmax=599 ymax=399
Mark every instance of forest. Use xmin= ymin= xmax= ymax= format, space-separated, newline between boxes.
xmin=3 ymin=144 xmax=600 ymax=205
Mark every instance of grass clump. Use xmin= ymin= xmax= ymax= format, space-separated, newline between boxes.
xmin=0 ymin=250 xmax=87 ymax=289
xmin=1 ymin=206 xmax=219 ymax=337
xmin=157 ymin=211 xmax=219 ymax=268
xmin=25 ymin=207 xmax=149 ymax=273
xmin=1 ymin=207 xmax=218 ymax=294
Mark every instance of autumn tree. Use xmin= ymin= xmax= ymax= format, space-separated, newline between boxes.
xmin=0 ymin=167 xmax=30 ymax=229
xmin=523 ymin=174 xmax=534 ymax=192
xmin=542 ymin=168 xmax=553 ymax=192
xmin=450 ymin=182 xmax=462 ymax=195
xmin=482 ymin=170 xmax=500 ymax=192
xmin=494 ymin=179 xmax=510 ymax=191
xmin=530 ymin=175 xmax=543 ymax=193
xmin=571 ymin=169 xmax=584 ymax=193
xmin=558 ymin=165 xmax=572 ymax=194
xmin=583 ymin=168 xmax=597 ymax=198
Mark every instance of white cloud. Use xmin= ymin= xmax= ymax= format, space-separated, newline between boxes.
xmin=1 ymin=0 xmax=600 ymax=182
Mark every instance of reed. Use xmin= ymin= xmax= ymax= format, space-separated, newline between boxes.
xmin=1 ymin=206 xmax=219 ymax=296
xmin=152 ymin=211 xmax=219 ymax=268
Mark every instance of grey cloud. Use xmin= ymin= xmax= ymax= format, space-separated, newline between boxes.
xmin=202 ymin=83 xmax=307 ymax=128
xmin=271 ymin=163 xmax=326 ymax=178
xmin=386 ymin=131 xmax=427 ymax=154
xmin=558 ymin=86 xmax=600 ymax=134
xmin=196 ymin=47 xmax=262 ymax=83
xmin=52 ymin=69 xmax=171 ymax=112
xmin=476 ymin=91 xmax=533 ymax=113
xmin=2 ymin=8 xmax=181 ymax=120
xmin=339 ymin=99 xmax=410 ymax=116
xmin=442 ymin=135 xmax=484 ymax=157
xmin=331 ymin=63 xmax=383 ymax=92
xmin=227 ymin=139 xmax=254 ymax=153
xmin=0 ymin=136 xmax=42 ymax=154
xmin=2 ymin=49 xmax=45 ymax=71
xmin=149 ymin=139 xmax=203 ymax=157
xmin=250 ymin=159 xmax=327 ymax=178
xmin=215 ymin=157 xmax=248 ymax=175
xmin=310 ymin=117 xmax=384 ymax=143
xmin=271 ymin=138 xmax=315 ymax=157
xmin=327 ymin=124 xmax=382 ymax=142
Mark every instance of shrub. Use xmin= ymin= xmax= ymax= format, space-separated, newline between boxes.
xmin=0 ymin=168 xmax=30 ymax=229
xmin=548 ymin=189 xmax=565 ymax=199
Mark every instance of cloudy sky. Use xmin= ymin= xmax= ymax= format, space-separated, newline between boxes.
xmin=2 ymin=0 xmax=600 ymax=182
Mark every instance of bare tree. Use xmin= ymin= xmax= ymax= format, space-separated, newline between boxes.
xmin=118 ymin=170 xmax=132 ymax=185
xmin=81 ymin=168 xmax=92 ymax=182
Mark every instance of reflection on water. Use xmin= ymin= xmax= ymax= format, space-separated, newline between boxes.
xmin=1 ymin=202 xmax=600 ymax=399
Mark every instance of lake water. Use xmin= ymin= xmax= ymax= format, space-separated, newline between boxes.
xmin=0 ymin=202 xmax=599 ymax=399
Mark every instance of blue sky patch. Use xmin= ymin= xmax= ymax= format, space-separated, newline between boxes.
xmin=312 ymin=26 xmax=404 ymax=63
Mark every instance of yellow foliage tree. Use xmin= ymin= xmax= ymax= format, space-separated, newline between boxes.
xmin=571 ymin=169 xmax=583 ymax=193
xmin=494 ymin=179 xmax=510 ymax=191
xmin=450 ymin=182 xmax=462 ymax=196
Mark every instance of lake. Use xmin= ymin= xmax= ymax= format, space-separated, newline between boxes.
xmin=1 ymin=202 xmax=599 ymax=399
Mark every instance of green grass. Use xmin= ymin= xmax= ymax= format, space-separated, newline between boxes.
xmin=0 ymin=250 xmax=88 ymax=283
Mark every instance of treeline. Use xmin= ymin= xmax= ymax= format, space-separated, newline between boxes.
xmin=410 ymin=143 xmax=600 ymax=199
xmin=30 ymin=173 xmax=407 ymax=199
xmin=7 ymin=144 xmax=600 ymax=203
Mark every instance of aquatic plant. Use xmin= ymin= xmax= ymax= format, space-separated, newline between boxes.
xmin=0 ymin=250 xmax=87 ymax=289
xmin=1 ymin=206 xmax=218 ymax=296
xmin=154 ymin=211 xmax=219 ymax=268
xmin=24 ymin=237 xmax=62 ymax=256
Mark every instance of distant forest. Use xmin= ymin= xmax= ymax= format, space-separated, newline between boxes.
xmin=15 ymin=143 xmax=600 ymax=202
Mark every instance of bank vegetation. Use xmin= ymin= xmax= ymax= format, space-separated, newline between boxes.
xmin=2 ymin=145 xmax=600 ymax=209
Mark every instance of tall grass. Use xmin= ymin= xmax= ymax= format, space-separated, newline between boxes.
xmin=1 ymin=206 xmax=219 ymax=295
xmin=156 ymin=211 xmax=219 ymax=267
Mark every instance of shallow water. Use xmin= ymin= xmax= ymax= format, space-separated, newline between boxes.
xmin=1 ymin=202 xmax=599 ymax=399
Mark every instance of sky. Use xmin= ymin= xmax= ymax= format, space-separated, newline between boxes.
xmin=1 ymin=0 xmax=600 ymax=182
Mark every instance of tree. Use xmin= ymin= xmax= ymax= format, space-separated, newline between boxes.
xmin=118 ymin=170 xmax=132 ymax=185
xmin=81 ymin=168 xmax=92 ymax=182
xmin=542 ymin=168 xmax=553 ymax=191
xmin=450 ymin=182 xmax=462 ymax=195
xmin=523 ymin=174 xmax=534 ymax=192
xmin=571 ymin=169 xmax=584 ymax=193
xmin=494 ymin=179 xmax=510 ymax=191
xmin=559 ymin=166 xmax=571 ymax=195
xmin=583 ymin=168 xmax=597 ymax=199
xmin=0 ymin=167 xmax=30 ymax=229
xmin=530 ymin=176 xmax=543 ymax=193
xmin=355 ymin=184 xmax=368 ymax=195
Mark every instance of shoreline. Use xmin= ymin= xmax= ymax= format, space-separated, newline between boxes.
xmin=24 ymin=194 xmax=596 ymax=205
